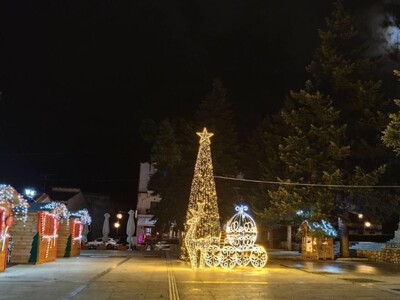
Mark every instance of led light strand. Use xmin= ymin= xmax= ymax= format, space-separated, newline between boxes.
xmin=208 ymin=205 xmax=268 ymax=269
xmin=1 ymin=185 xmax=29 ymax=222
xmin=183 ymin=128 xmax=220 ymax=268
xmin=70 ymin=209 xmax=91 ymax=225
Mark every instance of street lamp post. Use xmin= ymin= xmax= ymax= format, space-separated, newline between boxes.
xmin=114 ymin=222 xmax=120 ymax=239
xmin=115 ymin=213 xmax=123 ymax=241
xmin=364 ymin=221 xmax=371 ymax=235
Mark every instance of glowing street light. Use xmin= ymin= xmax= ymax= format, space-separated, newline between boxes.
xmin=114 ymin=222 xmax=121 ymax=239
xmin=358 ymin=213 xmax=363 ymax=219
xmin=364 ymin=221 xmax=371 ymax=235
xmin=24 ymin=188 xmax=36 ymax=198
xmin=116 ymin=213 xmax=123 ymax=220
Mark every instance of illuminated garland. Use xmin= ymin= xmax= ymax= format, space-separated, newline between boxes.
xmin=301 ymin=220 xmax=337 ymax=237
xmin=70 ymin=209 xmax=92 ymax=225
xmin=71 ymin=220 xmax=76 ymax=245
xmin=0 ymin=185 xmax=13 ymax=204
xmin=39 ymin=212 xmax=59 ymax=259
xmin=41 ymin=202 xmax=70 ymax=220
xmin=75 ymin=223 xmax=83 ymax=243
xmin=0 ymin=207 xmax=9 ymax=252
xmin=0 ymin=185 xmax=29 ymax=222
xmin=71 ymin=219 xmax=83 ymax=245
xmin=30 ymin=202 xmax=68 ymax=259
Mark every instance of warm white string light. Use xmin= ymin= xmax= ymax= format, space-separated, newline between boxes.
xmin=183 ymin=128 xmax=221 ymax=268
xmin=183 ymin=129 xmax=267 ymax=270
xmin=205 ymin=205 xmax=268 ymax=269
xmin=39 ymin=212 xmax=59 ymax=259
xmin=0 ymin=185 xmax=29 ymax=222
xmin=70 ymin=209 xmax=92 ymax=225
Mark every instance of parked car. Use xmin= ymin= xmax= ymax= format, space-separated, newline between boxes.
xmin=87 ymin=237 xmax=117 ymax=249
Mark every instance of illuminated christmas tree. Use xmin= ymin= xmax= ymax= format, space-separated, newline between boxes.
xmin=182 ymin=128 xmax=221 ymax=265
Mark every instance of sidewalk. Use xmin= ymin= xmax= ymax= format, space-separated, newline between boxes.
xmin=1 ymin=249 xmax=399 ymax=299
xmin=267 ymin=249 xmax=302 ymax=260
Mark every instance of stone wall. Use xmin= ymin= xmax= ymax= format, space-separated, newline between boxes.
xmin=356 ymin=248 xmax=400 ymax=264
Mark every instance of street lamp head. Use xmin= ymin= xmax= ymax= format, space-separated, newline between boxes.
xmin=358 ymin=213 xmax=363 ymax=219
xmin=117 ymin=213 xmax=123 ymax=219
xmin=364 ymin=221 xmax=371 ymax=228
xmin=114 ymin=222 xmax=120 ymax=228
xmin=24 ymin=188 xmax=36 ymax=198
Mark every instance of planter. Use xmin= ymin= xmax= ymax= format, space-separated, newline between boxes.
xmin=117 ymin=245 xmax=127 ymax=251
xmin=96 ymin=245 xmax=107 ymax=250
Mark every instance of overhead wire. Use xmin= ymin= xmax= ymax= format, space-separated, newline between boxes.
xmin=213 ymin=175 xmax=400 ymax=188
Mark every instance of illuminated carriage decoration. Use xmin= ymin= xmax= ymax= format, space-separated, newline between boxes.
xmin=204 ymin=205 xmax=268 ymax=269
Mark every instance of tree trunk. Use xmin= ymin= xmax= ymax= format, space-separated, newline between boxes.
xmin=287 ymin=225 xmax=292 ymax=251
xmin=338 ymin=217 xmax=349 ymax=258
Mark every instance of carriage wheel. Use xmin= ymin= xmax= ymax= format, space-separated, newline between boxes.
xmin=205 ymin=245 xmax=221 ymax=267
xmin=220 ymin=246 xmax=237 ymax=269
xmin=236 ymin=252 xmax=250 ymax=266
xmin=250 ymin=246 xmax=268 ymax=268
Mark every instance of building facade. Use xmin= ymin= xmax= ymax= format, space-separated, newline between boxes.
xmin=135 ymin=163 xmax=161 ymax=245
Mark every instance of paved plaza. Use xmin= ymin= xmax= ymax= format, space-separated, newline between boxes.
xmin=0 ymin=250 xmax=400 ymax=300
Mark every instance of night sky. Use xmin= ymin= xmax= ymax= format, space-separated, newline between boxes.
xmin=2 ymin=0 xmax=400 ymax=203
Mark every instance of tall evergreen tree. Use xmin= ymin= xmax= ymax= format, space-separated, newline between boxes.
xmin=304 ymin=1 xmax=395 ymax=256
xmin=307 ymin=1 xmax=390 ymax=170
xmin=241 ymin=3 xmax=396 ymax=255
xmin=268 ymin=81 xmax=350 ymax=223
xmin=383 ymin=71 xmax=400 ymax=155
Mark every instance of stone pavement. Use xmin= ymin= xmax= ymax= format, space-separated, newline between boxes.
xmin=0 ymin=249 xmax=399 ymax=299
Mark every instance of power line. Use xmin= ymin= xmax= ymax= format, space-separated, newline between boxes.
xmin=214 ymin=175 xmax=400 ymax=189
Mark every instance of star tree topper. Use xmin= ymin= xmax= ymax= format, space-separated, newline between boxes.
xmin=196 ymin=127 xmax=214 ymax=144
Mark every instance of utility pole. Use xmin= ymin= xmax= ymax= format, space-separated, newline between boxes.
xmin=43 ymin=174 xmax=56 ymax=193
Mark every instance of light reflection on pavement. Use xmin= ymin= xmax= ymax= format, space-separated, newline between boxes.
xmin=274 ymin=256 xmax=400 ymax=276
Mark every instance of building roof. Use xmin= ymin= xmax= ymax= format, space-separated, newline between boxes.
xmin=28 ymin=202 xmax=70 ymax=219
xmin=48 ymin=188 xmax=81 ymax=202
